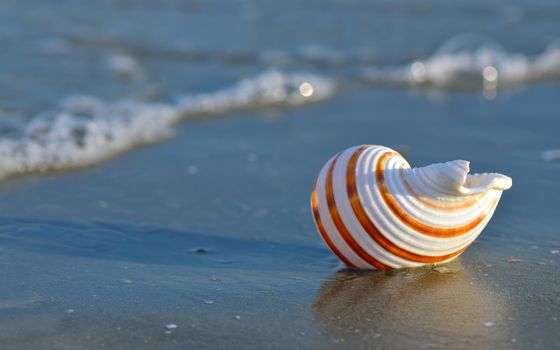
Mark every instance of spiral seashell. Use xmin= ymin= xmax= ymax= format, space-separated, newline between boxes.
xmin=311 ymin=145 xmax=512 ymax=269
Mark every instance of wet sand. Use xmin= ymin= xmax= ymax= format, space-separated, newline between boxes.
xmin=0 ymin=220 xmax=558 ymax=349
xmin=0 ymin=86 xmax=559 ymax=349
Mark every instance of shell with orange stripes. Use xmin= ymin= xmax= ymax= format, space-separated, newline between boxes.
xmin=311 ymin=145 xmax=512 ymax=269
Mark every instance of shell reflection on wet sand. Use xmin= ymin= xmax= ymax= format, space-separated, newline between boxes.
xmin=312 ymin=262 xmax=512 ymax=349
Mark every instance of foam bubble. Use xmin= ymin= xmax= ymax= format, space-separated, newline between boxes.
xmin=107 ymin=53 xmax=143 ymax=79
xmin=543 ymin=149 xmax=560 ymax=161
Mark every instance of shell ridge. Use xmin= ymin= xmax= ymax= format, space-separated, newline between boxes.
xmin=323 ymin=152 xmax=390 ymax=269
xmin=388 ymin=159 xmax=498 ymax=228
xmin=412 ymin=165 xmax=456 ymax=198
xmin=314 ymin=155 xmax=370 ymax=269
xmin=311 ymin=183 xmax=356 ymax=269
xmin=334 ymin=147 xmax=408 ymax=267
xmin=401 ymin=168 xmax=485 ymax=206
xmin=414 ymin=160 xmax=470 ymax=197
xmin=358 ymin=148 xmax=472 ymax=254
xmin=375 ymin=151 xmax=496 ymax=238
xmin=345 ymin=146 xmax=467 ymax=264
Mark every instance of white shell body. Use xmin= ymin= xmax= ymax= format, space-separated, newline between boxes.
xmin=311 ymin=145 xmax=512 ymax=269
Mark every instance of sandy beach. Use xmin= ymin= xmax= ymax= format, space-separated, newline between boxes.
xmin=0 ymin=1 xmax=559 ymax=349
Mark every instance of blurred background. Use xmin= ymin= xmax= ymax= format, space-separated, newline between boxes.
xmin=0 ymin=1 xmax=559 ymax=349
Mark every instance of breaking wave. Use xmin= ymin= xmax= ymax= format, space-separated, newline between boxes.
xmin=360 ymin=35 xmax=560 ymax=90
xmin=0 ymin=70 xmax=335 ymax=180
xmin=2 ymin=35 xmax=560 ymax=181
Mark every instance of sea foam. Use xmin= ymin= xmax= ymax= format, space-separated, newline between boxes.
xmin=361 ymin=35 xmax=560 ymax=90
xmin=177 ymin=70 xmax=335 ymax=114
xmin=0 ymin=70 xmax=335 ymax=180
xmin=1 ymin=35 xmax=560 ymax=181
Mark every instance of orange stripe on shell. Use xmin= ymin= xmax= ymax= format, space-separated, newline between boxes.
xmin=311 ymin=181 xmax=357 ymax=269
xmin=325 ymin=153 xmax=390 ymax=270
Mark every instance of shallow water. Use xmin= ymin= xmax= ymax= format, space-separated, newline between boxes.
xmin=0 ymin=1 xmax=559 ymax=349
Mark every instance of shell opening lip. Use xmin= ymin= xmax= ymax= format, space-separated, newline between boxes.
xmin=413 ymin=159 xmax=512 ymax=196
xmin=460 ymin=172 xmax=512 ymax=195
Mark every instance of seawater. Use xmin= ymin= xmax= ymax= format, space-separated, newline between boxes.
xmin=0 ymin=35 xmax=559 ymax=181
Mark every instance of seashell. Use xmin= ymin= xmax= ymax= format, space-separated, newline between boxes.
xmin=311 ymin=145 xmax=512 ymax=269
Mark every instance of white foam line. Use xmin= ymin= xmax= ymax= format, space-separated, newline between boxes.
xmin=177 ymin=70 xmax=335 ymax=114
xmin=0 ymin=70 xmax=336 ymax=180
xmin=361 ymin=37 xmax=560 ymax=90
xmin=2 ymin=35 xmax=560 ymax=181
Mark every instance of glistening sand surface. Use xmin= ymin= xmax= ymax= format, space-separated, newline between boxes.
xmin=1 ymin=86 xmax=559 ymax=349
